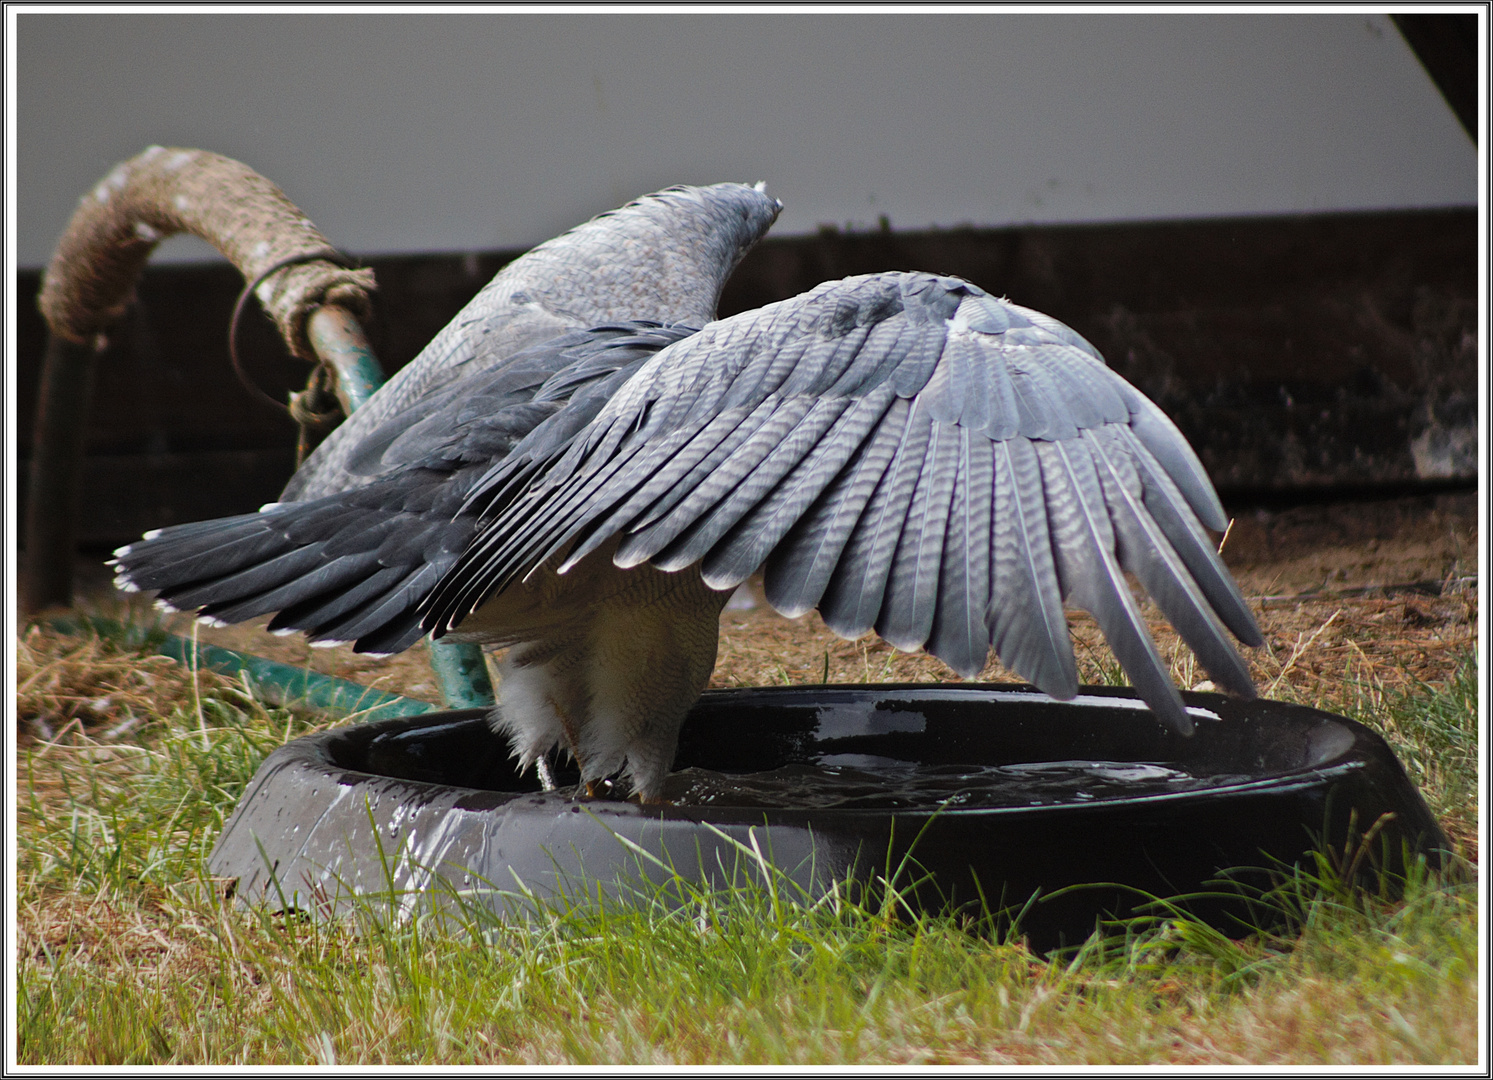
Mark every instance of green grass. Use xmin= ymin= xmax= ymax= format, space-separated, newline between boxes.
xmin=1342 ymin=648 xmax=1479 ymax=842
xmin=14 ymin=626 xmax=1481 ymax=1065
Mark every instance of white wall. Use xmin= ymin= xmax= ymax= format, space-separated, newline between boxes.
xmin=13 ymin=9 xmax=1478 ymax=268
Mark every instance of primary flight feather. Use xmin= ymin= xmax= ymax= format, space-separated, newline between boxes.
xmin=112 ymin=182 xmax=1262 ymax=801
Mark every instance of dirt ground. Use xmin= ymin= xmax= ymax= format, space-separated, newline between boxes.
xmin=66 ymin=489 xmax=1478 ymax=706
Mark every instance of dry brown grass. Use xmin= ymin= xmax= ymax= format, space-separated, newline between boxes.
xmin=61 ymin=490 xmax=1471 ymax=706
xmin=16 ymin=623 xmax=205 ymax=745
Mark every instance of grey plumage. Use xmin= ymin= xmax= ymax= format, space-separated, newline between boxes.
xmin=764 ymin=400 xmax=908 ymax=619
xmin=113 ymin=183 xmax=1262 ymax=801
xmin=988 ymin=437 xmax=1076 ymax=697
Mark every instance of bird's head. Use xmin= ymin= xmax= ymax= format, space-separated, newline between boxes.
xmin=686 ymin=180 xmax=783 ymax=283
xmin=492 ymin=181 xmax=782 ymax=329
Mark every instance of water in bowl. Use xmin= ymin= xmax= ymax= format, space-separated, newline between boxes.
xmin=656 ymin=757 xmax=1258 ymax=810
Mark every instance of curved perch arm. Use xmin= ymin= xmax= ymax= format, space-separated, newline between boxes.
xmin=38 ymin=145 xmax=376 ymax=361
xmin=24 ymin=146 xmax=380 ymax=612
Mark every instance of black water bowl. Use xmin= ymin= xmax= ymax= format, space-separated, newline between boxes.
xmin=209 ymin=684 xmax=1448 ymax=950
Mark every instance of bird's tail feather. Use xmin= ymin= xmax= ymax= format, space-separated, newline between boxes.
xmin=110 ymin=471 xmax=473 ymax=655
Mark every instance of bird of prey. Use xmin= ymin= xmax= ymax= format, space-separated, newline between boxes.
xmin=113 ymin=182 xmax=1263 ymax=802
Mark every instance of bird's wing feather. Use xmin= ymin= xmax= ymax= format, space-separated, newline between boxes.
xmin=1034 ymin=436 xmax=1192 ymax=733
xmin=987 ymin=437 xmax=1077 ymax=695
xmin=1085 ymin=426 xmax=1255 ymax=698
xmin=700 ymin=384 xmax=899 ymax=589
xmin=922 ymin=426 xmax=991 ymax=677
xmin=816 ymin=395 xmax=934 ymax=640
xmin=762 ymin=397 xmax=910 ymax=618
xmin=428 ymin=271 xmax=1256 ymax=730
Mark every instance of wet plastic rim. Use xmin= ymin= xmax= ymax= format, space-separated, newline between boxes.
xmin=318 ymin=682 xmax=1389 ymax=820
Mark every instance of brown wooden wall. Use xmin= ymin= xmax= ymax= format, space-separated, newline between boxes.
xmin=15 ymin=208 xmax=1476 ymax=548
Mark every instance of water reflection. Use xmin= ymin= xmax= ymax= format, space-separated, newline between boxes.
xmin=657 ymin=758 xmax=1256 ymax=810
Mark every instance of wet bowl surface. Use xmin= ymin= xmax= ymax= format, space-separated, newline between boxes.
xmin=210 ymin=683 xmax=1448 ymax=949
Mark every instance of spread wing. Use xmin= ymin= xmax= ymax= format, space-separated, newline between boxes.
xmin=423 ymin=272 xmax=1263 ymax=735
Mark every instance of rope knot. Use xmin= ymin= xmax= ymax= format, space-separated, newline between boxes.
xmin=288 ymin=362 xmax=344 ymax=464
